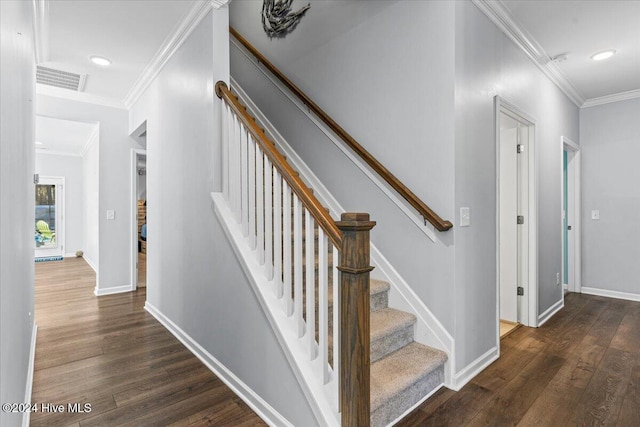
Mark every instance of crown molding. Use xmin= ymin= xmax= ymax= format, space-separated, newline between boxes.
xmin=122 ymin=1 xmax=214 ymax=109
xmin=471 ymin=0 xmax=584 ymax=107
xmin=582 ymin=89 xmax=640 ymax=108
xmin=211 ymin=0 xmax=232 ymax=9
xmin=37 ymin=84 xmax=127 ymax=110
xmin=32 ymin=0 xmax=49 ymax=63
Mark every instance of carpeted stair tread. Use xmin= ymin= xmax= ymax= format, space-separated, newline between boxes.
xmin=370 ymin=279 xmax=390 ymax=296
xmin=370 ymin=342 xmax=448 ymax=426
xmin=370 ymin=308 xmax=415 ymax=342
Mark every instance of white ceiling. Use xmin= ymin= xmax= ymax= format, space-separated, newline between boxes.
xmin=36 ymin=116 xmax=97 ymax=155
xmin=501 ymin=0 xmax=640 ymax=101
xmin=38 ymin=0 xmax=640 ymax=108
xmin=40 ymin=0 xmax=196 ymax=102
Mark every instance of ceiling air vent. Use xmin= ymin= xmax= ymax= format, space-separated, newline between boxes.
xmin=36 ymin=66 xmax=86 ymax=91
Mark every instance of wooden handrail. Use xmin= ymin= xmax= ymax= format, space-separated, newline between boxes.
xmin=216 ymin=81 xmax=342 ymax=248
xmin=230 ymin=26 xmax=453 ymax=232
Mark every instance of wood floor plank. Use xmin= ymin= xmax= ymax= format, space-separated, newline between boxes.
xmin=31 ymin=258 xmax=265 ymax=426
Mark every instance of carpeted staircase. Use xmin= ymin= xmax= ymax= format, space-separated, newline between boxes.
xmin=295 ymin=213 xmax=448 ymax=426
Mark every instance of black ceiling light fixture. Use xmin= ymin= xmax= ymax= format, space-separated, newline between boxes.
xmin=262 ymin=0 xmax=310 ymax=38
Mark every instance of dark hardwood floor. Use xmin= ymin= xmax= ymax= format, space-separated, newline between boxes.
xmin=31 ymin=257 xmax=266 ymax=427
xmin=32 ymin=258 xmax=640 ymax=426
xmin=398 ymin=292 xmax=640 ymax=426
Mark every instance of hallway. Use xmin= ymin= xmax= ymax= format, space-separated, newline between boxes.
xmin=31 ymin=257 xmax=266 ymax=426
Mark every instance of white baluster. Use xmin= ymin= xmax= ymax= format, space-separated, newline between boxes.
xmin=256 ymin=148 xmax=264 ymax=263
xmin=273 ymin=169 xmax=282 ymax=297
xmin=294 ymin=195 xmax=304 ymax=337
xmin=248 ymin=136 xmax=257 ymax=249
xmin=283 ymin=181 xmax=292 ymax=315
xmin=318 ymin=228 xmax=329 ymax=384
xmin=265 ymin=160 xmax=274 ymax=280
xmin=222 ymin=105 xmax=229 ymax=201
xmin=306 ymin=213 xmax=317 ymax=359
xmin=240 ymin=128 xmax=249 ymax=236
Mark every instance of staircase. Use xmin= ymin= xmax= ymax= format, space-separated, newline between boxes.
xmin=214 ymin=81 xmax=448 ymax=426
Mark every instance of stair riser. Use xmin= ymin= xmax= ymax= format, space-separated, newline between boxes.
xmin=371 ymin=324 xmax=414 ymax=363
xmin=371 ymin=367 xmax=444 ymax=427
xmin=370 ymin=291 xmax=388 ymax=312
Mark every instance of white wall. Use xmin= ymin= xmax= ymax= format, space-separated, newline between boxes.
xmin=129 ymin=8 xmax=318 ymax=425
xmin=82 ymin=135 xmax=99 ymax=270
xmin=36 ymin=96 xmax=138 ymax=293
xmin=35 ymin=153 xmax=84 ymax=255
xmin=0 ymin=1 xmax=35 ymax=426
xmin=453 ymin=1 xmax=579 ymax=369
xmin=580 ymin=98 xmax=640 ymax=297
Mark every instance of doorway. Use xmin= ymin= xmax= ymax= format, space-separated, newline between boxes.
xmin=35 ymin=176 xmax=65 ymax=258
xmin=562 ymin=137 xmax=581 ymax=293
xmin=131 ymin=149 xmax=147 ymax=290
xmin=496 ymin=97 xmax=538 ymax=339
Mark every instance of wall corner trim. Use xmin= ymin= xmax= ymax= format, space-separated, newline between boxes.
xmin=144 ymin=301 xmax=294 ymax=427
xmin=22 ymin=324 xmax=38 ymax=427
xmin=122 ymin=1 xmax=214 ymax=109
xmin=471 ymin=0 xmax=584 ymax=107
xmin=537 ymin=298 xmax=564 ymax=327
xmin=451 ymin=346 xmax=499 ymax=391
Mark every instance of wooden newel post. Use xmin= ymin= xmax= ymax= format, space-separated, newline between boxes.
xmin=337 ymin=212 xmax=375 ymax=427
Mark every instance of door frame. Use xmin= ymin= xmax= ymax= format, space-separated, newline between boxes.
xmin=495 ymin=96 xmax=538 ymax=342
xmin=130 ymin=148 xmax=147 ymax=290
xmin=35 ymin=176 xmax=66 ymax=258
xmin=561 ymin=137 xmax=581 ymax=293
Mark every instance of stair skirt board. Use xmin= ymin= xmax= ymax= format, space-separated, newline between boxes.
xmin=231 ymin=78 xmax=455 ymax=385
xmin=145 ymin=301 xmax=294 ymax=427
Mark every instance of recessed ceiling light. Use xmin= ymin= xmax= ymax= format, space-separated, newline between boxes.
xmin=90 ymin=56 xmax=111 ymax=66
xmin=591 ymin=50 xmax=616 ymax=61
xmin=35 ymin=141 xmax=43 ymax=145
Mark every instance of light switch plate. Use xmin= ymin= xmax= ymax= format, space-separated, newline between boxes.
xmin=107 ymin=210 xmax=115 ymax=220
xmin=591 ymin=210 xmax=600 ymax=220
xmin=460 ymin=207 xmax=470 ymax=227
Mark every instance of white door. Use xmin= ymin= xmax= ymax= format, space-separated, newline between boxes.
xmin=499 ymin=125 xmax=518 ymax=323
xmin=35 ymin=176 xmax=65 ymax=258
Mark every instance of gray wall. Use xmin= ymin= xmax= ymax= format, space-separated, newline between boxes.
xmin=453 ymin=1 xmax=579 ymax=368
xmin=35 ymin=153 xmax=84 ymax=255
xmin=0 ymin=1 xmax=35 ymax=426
xmin=129 ymin=9 xmax=318 ymax=426
xmin=36 ymin=96 xmax=138 ymax=292
xmin=580 ymin=98 xmax=640 ymax=295
xmin=231 ymin=0 xmax=457 ymax=334
xmin=230 ymin=0 xmax=579 ymax=374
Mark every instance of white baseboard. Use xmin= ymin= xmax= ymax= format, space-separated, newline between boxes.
xmin=145 ymin=301 xmax=293 ymax=427
xmin=581 ymin=286 xmax=640 ymax=302
xmin=538 ymin=298 xmax=564 ymax=327
xmin=22 ymin=323 xmax=37 ymax=427
xmin=83 ymin=255 xmax=97 ymax=273
xmin=451 ymin=346 xmax=499 ymax=391
xmin=64 ymin=252 xmax=79 ymax=258
xmin=94 ymin=285 xmax=132 ymax=296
